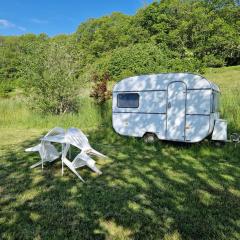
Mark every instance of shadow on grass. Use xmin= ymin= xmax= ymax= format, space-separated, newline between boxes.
xmin=0 ymin=126 xmax=240 ymax=240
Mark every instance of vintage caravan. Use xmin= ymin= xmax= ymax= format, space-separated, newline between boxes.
xmin=112 ymin=73 xmax=227 ymax=143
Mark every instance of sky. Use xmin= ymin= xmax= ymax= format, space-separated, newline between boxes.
xmin=0 ymin=0 xmax=154 ymax=36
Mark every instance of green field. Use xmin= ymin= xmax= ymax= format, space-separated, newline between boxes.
xmin=0 ymin=66 xmax=240 ymax=240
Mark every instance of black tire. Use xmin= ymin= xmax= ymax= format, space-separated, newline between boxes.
xmin=143 ymin=133 xmax=158 ymax=143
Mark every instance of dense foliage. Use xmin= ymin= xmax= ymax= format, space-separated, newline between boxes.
xmin=0 ymin=0 xmax=239 ymax=113
xmin=22 ymin=40 xmax=81 ymax=114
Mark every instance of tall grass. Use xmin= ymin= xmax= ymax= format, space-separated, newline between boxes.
xmin=0 ymin=96 xmax=108 ymax=131
xmin=205 ymin=65 xmax=240 ymax=131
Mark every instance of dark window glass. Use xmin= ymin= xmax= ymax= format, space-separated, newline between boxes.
xmin=117 ymin=93 xmax=139 ymax=108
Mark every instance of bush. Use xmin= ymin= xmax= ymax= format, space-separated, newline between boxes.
xmin=22 ymin=42 xmax=80 ymax=114
xmin=0 ymin=82 xmax=14 ymax=97
xmin=90 ymin=72 xmax=112 ymax=104
xmin=87 ymin=43 xmax=205 ymax=82
xmin=202 ymin=54 xmax=225 ymax=68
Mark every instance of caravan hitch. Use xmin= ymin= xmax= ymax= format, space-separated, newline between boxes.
xmin=230 ymin=133 xmax=240 ymax=147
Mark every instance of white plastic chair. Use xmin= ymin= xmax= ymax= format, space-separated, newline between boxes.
xmin=61 ymin=128 xmax=106 ymax=181
xmin=26 ymin=127 xmax=106 ymax=182
xmin=65 ymin=128 xmax=106 ymax=158
xmin=26 ymin=127 xmax=65 ymax=169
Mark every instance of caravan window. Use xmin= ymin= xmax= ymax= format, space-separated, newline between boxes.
xmin=117 ymin=93 xmax=139 ymax=108
xmin=212 ymin=92 xmax=220 ymax=112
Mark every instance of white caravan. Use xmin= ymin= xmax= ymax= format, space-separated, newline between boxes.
xmin=112 ymin=73 xmax=227 ymax=143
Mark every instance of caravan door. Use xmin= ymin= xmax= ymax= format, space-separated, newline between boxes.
xmin=166 ymin=82 xmax=187 ymax=141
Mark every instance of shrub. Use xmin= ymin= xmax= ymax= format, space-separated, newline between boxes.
xmin=202 ymin=54 xmax=225 ymax=68
xmin=90 ymin=72 xmax=112 ymax=104
xmin=22 ymin=42 xmax=80 ymax=114
xmin=87 ymin=43 xmax=205 ymax=82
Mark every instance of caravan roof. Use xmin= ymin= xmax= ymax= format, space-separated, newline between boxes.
xmin=113 ymin=73 xmax=220 ymax=92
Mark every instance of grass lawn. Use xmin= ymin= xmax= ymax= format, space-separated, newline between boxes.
xmin=0 ymin=66 xmax=240 ymax=240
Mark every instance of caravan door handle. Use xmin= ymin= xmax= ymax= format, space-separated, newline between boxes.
xmin=168 ymin=102 xmax=171 ymax=109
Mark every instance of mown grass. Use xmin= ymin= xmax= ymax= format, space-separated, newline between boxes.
xmin=0 ymin=66 xmax=240 ymax=240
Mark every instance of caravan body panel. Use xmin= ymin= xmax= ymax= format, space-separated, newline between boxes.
xmin=166 ymin=82 xmax=187 ymax=141
xmin=112 ymin=73 xmax=221 ymax=143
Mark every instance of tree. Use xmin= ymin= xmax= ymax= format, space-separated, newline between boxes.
xmin=89 ymin=43 xmax=204 ymax=83
xmin=76 ymin=12 xmax=149 ymax=58
xmin=23 ymin=42 xmax=80 ymax=114
xmin=135 ymin=0 xmax=240 ymax=66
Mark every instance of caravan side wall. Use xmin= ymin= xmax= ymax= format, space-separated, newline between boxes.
xmin=113 ymin=91 xmax=167 ymax=138
xmin=112 ymin=74 xmax=219 ymax=143
xmin=113 ymin=90 xmax=213 ymax=142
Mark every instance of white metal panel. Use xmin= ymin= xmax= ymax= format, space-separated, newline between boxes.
xmin=209 ymin=112 xmax=219 ymax=134
xmin=166 ymin=82 xmax=186 ymax=141
xmin=113 ymin=73 xmax=214 ymax=92
xmin=186 ymin=90 xmax=211 ymax=114
xmin=112 ymin=91 xmax=166 ymax=113
xmin=185 ymin=115 xmax=210 ymax=142
xmin=112 ymin=92 xmax=118 ymax=111
xmin=112 ymin=112 xmax=166 ymax=138
xmin=212 ymin=119 xmax=227 ymax=141
xmin=140 ymin=91 xmax=166 ymax=113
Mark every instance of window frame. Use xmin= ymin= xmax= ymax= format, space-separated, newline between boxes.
xmin=117 ymin=93 xmax=140 ymax=109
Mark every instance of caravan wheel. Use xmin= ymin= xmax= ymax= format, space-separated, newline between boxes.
xmin=143 ymin=133 xmax=158 ymax=143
